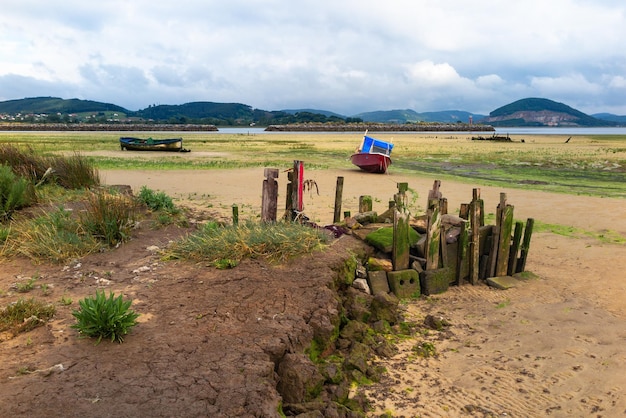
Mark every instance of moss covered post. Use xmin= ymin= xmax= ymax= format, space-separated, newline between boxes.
xmin=469 ymin=188 xmax=481 ymax=284
xmin=392 ymin=182 xmax=410 ymax=271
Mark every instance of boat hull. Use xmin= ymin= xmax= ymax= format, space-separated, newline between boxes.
xmin=350 ymin=152 xmax=391 ymax=174
xmin=120 ymin=137 xmax=185 ymax=152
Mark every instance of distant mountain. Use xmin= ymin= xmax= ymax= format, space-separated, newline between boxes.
xmin=592 ymin=113 xmax=626 ymax=124
xmin=480 ymin=98 xmax=616 ymax=127
xmin=281 ymin=108 xmax=346 ymax=118
xmin=352 ymin=109 xmax=486 ymax=124
xmin=2 ymin=96 xmax=622 ymax=127
xmin=0 ymin=96 xmax=127 ymax=115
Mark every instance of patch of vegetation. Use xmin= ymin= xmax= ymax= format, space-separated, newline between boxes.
xmin=0 ymin=144 xmax=99 ymax=190
xmin=0 ymin=298 xmax=56 ymax=335
xmin=15 ymin=276 xmax=37 ymax=293
xmin=138 ymin=186 xmax=177 ymax=212
xmin=2 ymin=207 xmax=101 ymax=263
xmin=412 ymin=341 xmax=437 ymax=358
xmin=80 ymin=190 xmax=138 ymax=246
xmin=71 ymin=290 xmax=139 ymax=344
xmin=165 ymin=220 xmax=329 ymax=265
xmin=533 ymin=220 xmax=626 ymax=243
xmin=0 ymin=164 xmax=35 ymax=221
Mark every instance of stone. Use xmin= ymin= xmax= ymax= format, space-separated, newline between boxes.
xmin=486 ymin=275 xmax=520 ymax=289
xmin=352 ymin=278 xmax=371 ymax=294
xmin=367 ymin=270 xmax=390 ymax=295
xmin=420 ymin=267 xmax=453 ymax=295
xmin=387 ymin=269 xmax=420 ymax=299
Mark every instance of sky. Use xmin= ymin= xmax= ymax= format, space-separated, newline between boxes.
xmin=2 ymin=0 xmax=626 ymax=116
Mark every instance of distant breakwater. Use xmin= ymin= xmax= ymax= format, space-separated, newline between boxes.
xmin=0 ymin=123 xmax=219 ymax=131
xmin=265 ymin=123 xmax=495 ymax=132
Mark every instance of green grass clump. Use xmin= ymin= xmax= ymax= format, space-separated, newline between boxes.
xmin=71 ymin=290 xmax=139 ymax=344
xmin=80 ymin=191 xmax=138 ymax=246
xmin=0 ymin=298 xmax=56 ymax=335
xmin=165 ymin=220 xmax=329 ymax=265
xmin=138 ymin=186 xmax=177 ymax=212
xmin=2 ymin=207 xmax=100 ymax=263
xmin=0 ymin=164 xmax=35 ymax=221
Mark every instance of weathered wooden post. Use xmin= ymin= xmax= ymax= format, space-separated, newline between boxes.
xmin=261 ymin=168 xmax=279 ymax=222
xmin=232 ymin=204 xmax=239 ymax=226
xmin=333 ymin=176 xmax=344 ymax=223
xmin=425 ymin=198 xmax=441 ymax=270
xmin=516 ymin=218 xmax=534 ymax=273
xmin=469 ymin=188 xmax=481 ymax=285
xmin=508 ymin=221 xmax=524 ymax=275
xmin=391 ymin=183 xmax=411 ymax=270
xmin=495 ymin=194 xmax=514 ymax=277
xmin=394 ymin=182 xmax=408 ymax=210
xmin=285 ymin=161 xmax=304 ymax=221
xmin=456 ymin=220 xmax=469 ymax=285
xmin=392 ymin=208 xmax=411 ymax=271
xmin=359 ymin=195 xmax=373 ymax=213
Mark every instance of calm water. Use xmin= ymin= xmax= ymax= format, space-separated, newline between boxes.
xmin=214 ymin=127 xmax=626 ymax=136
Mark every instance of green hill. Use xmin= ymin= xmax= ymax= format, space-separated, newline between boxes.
xmin=482 ymin=98 xmax=615 ymax=127
xmin=0 ymin=96 xmax=127 ymax=115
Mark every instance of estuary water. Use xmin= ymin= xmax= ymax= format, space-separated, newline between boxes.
xmin=215 ymin=127 xmax=626 ymax=136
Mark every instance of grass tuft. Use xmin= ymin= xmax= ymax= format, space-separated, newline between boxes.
xmin=0 ymin=298 xmax=56 ymax=335
xmin=165 ymin=220 xmax=329 ymax=265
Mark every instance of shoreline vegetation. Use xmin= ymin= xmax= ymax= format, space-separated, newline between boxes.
xmin=0 ymin=122 xmax=494 ymax=132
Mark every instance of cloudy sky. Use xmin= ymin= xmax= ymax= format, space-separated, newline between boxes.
xmin=2 ymin=0 xmax=625 ymax=116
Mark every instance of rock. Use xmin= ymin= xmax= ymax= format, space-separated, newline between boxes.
xmin=352 ymin=278 xmax=371 ymax=294
xmin=276 ymin=353 xmax=325 ymax=404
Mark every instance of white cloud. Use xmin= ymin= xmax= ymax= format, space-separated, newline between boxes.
xmin=0 ymin=0 xmax=625 ymax=114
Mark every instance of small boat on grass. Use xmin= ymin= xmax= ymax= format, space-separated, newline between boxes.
xmin=119 ymin=137 xmax=190 ymax=152
xmin=350 ymin=131 xmax=394 ymax=174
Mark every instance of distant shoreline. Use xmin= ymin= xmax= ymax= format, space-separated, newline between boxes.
xmin=0 ymin=122 xmax=494 ymax=132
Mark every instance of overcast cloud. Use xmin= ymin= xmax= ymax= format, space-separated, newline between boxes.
xmin=1 ymin=0 xmax=625 ymax=115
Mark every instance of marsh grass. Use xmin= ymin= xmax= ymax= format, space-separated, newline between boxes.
xmin=80 ymin=191 xmax=138 ymax=246
xmin=164 ymin=220 xmax=329 ymax=265
xmin=1 ymin=131 xmax=625 ymax=197
xmin=3 ymin=207 xmax=100 ymax=263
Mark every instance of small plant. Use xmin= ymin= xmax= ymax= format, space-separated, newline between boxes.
xmin=412 ymin=341 xmax=437 ymax=358
xmin=138 ymin=186 xmax=178 ymax=213
xmin=71 ymin=290 xmax=139 ymax=344
xmin=15 ymin=277 xmax=37 ymax=293
xmin=40 ymin=283 xmax=50 ymax=296
xmin=59 ymin=295 xmax=72 ymax=306
xmin=0 ymin=298 xmax=56 ymax=335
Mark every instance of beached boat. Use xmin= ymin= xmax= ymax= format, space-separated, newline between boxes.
xmin=119 ymin=137 xmax=189 ymax=152
xmin=350 ymin=132 xmax=394 ymax=174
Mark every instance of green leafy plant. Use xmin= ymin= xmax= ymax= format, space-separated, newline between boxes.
xmin=138 ymin=186 xmax=178 ymax=212
xmin=71 ymin=290 xmax=139 ymax=344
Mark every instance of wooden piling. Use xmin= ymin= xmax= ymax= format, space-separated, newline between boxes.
xmin=516 ymin=218 xmax=534 ymax=273
xmin=333 ymin=176 xmax=344 ymax=223
xmin=425 ymin=199 xmax=441 ymax=270
xmin=495 ymin=200 xmax=514 ymax=277
xmin=359 ymin=195 xmax=373 ymax=213
xmin=392 ymin=209 xmax=411 ymax=271
xmin=261 ymin=168 xmax=279 ymax=222
xmin=232 ymin=204 xmax=239 ymax=226
xmin=469 ymin=188 xmax=481 ymax=284
xmin=508 ymin=221 xmax=524 ymax=275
